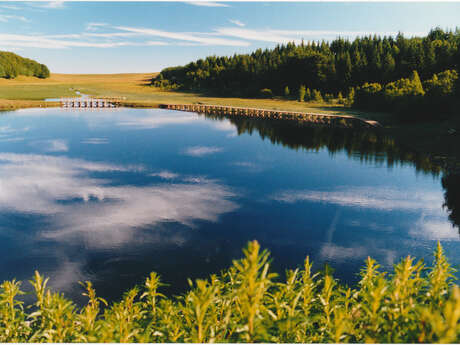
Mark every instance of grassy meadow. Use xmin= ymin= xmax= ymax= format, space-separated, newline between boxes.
xmin=0 ymin=73 xmax=387 ymax=121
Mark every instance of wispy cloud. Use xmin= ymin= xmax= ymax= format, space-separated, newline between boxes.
xmin=85 ymin=22 xmax=108 ymax=31
xmin=0 ymin=4 xmax=22 ymax=10
xmin=183 ymin=146 xmax=223 ymax=157
xmin=0 ymin=33 xmax=165 ymax=49
xmin=0 ymin=19 xmax=425 ymax=51
xmin=0 ymin=14 xmax=29 ymax=22
xmin=115 ymin=25 xmax=250 ymax=46
xmin=229 ymin=19 xmax=245 ymax=27
xmin=40 ymin=1 xmax=66 ymax=9
xmin=185 ymin=1 xmax=230 ymax=8
xmin=214 ymin=27 xmax=425 ymax=44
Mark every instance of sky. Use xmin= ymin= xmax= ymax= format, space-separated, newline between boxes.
xmin=0 ymin=1 xmax=459 ymax=74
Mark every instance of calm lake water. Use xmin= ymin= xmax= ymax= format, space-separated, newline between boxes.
xmin=0 ymin=107 xmax=458 ymax=304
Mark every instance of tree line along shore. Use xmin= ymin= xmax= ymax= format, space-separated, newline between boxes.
xmin=153 ymin=27 xmax=460 ymax=119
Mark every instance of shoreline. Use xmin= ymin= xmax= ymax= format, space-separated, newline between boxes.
xmin=0 ymin=72 xmax=458 ymax=171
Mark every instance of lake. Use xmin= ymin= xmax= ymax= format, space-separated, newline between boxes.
xmin=0 ymin=107 xmax=458 ymax=304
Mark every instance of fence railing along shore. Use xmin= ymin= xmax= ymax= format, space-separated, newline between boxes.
xmin=160 ymin=103 xmax=381 ymax=129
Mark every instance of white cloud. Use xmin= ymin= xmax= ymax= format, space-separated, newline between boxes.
xmin=0 ymin=14 xmax=29 ymax=22
xmin=0 ymin=137 xmax=25 ymax=143
xmin=229 ymin=19 xmax=245 ymax=27
xmin=0 ymin=12 xmax=428 ymax=51
xmin=214 ymin=27 xmax=426 ymax=44
xmin=85 ymin=22 xmax=108 ymax=31
xmin=47 ymin=32 xmax=139 ymax=39
xmin=0 ymin=125 xmax=29 ymax=134
xmin=0 ymin=33 xmax=140 ymax=49
xmin=0 ymin=4 xmax=22 ymax=10
xmin=183 ymin=146 xmax=223 ymax=157
xmin=39 ymin=1 xmax=65 ymax=9
xmin=0 ymin=26 xmax=249 ymax=49
xmin=185 ymin=1 xmax=230 ymax=7
xmin=115 ymin=25 xmax=250 ymax=46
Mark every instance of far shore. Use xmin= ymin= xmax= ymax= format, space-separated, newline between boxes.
xmin=0 ymin=73 xmax=459 ymax=167
xmin=0 ymin=73 xmax=385 ymax=120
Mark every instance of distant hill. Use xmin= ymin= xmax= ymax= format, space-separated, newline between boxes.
xmin=0 ymin=51 xmax=50 ymax=79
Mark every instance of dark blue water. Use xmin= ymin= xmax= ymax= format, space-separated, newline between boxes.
xmin=0 ymin=107 xmax=458 ymax=304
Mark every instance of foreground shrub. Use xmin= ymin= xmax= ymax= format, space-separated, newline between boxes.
xmin=0 ymin=241 xmax=459 ymax=343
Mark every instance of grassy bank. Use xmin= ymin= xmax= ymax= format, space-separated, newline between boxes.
xmin=0 ymin=99 xmax=58 ymax=111
xmin=0 ymin=241 xmax=458 ymax=343
xmin=0 ymin=73 xmax=381 ymax=119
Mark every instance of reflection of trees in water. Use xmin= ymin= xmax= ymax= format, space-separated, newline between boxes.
xmin=202 ymin=113 xmax=442 ymax=174
xmin=442 ymin=173 xmax=460 ymax=230
xmin=201 ymin=113 xmax=459 ymax=229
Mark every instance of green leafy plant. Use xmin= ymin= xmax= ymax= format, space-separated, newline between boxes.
xmin=0 ymin=241 xmax=459 ymax=343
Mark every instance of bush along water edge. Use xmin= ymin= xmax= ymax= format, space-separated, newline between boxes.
xmin=0 ymin=241 xmax=459 ymax=342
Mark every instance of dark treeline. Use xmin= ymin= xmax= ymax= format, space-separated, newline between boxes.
xmin=0 ymin=51 xmax=50 ymax=79
xmin=153 ymin=28 xmax=460 ymax=116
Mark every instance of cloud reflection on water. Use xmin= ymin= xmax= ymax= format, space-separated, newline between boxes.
xmin=0 ymin=153 xmax=238 ymax=248
xmin=272 ymin=187 xmax=442 ymax=212
xmin=183 ymin=146 xmax=223 ymax=157
xmin=33 ymin=139 xmax=69 ymax=152
xmin=272 ymin=186 xmax=457 ymax=247
xmin=12 ymin=108 xmax=239 ymax=136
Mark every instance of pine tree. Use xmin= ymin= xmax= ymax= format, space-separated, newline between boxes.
xmin=382 ymin=52 xmax=396 ymax=82
xmin=337 ymin=92 xmax=345 ymax=104
xmin=298 ymin=85 xmax=306 ymax=102
xmin=346 ymin=87 xmax=355 ymax=107
xmin=409 ymin=70 xmax=425 ymax=96
xmin=305 ymin=88 xmax=312 ymax=101
xmin=312 ymin=89 xmax=323 ymax=102
xmin=284 ymin=86 xmax=290 ymax=98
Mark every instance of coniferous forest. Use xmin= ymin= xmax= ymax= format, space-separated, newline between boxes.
xmin=0 ymin=51 xmax=50 ymax=79
xmin=153 ymin=28 xmax=460 ymax=117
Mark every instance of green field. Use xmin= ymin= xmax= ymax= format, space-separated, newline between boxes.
xmin=0 ymin=73 xmax=388 ymax=121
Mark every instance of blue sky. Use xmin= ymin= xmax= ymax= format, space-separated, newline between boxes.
xmin=1 ymin=1 xmax=459 ymax=74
